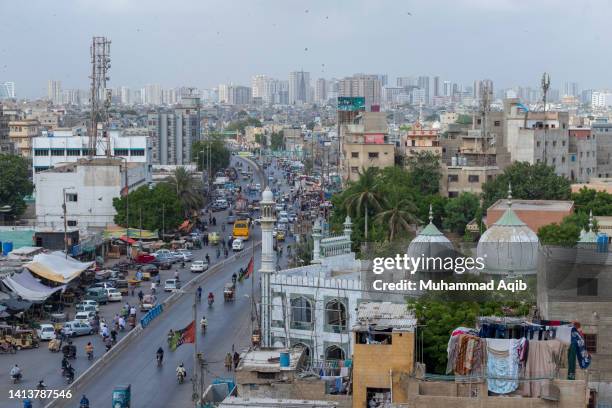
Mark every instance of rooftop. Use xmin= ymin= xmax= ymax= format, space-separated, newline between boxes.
xmin=237 ymin=348 xmax=304 ymax=373
xmin=219 ymin=397 xmax=338 ymax=408
xmin=354 ymin=302 xmax=416 ymax=331
xmin=488 ymin=199 xmax=573 ymax=212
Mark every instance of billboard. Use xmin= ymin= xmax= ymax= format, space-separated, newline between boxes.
xmin=364 ymin=133 xmax=385 ymax=144
xmin=337 ymin=97 xmax=365 ymax=112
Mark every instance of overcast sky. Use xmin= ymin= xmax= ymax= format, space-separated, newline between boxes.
xmin=1 ymin=0 xmax=610 ymax=98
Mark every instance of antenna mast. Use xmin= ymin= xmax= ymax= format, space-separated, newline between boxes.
xmin=479 ymin=80 xmax=492 ymax=163
xmin=88 ymin=36 xmax=112 ymax=158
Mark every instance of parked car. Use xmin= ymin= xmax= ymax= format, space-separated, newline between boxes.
xmin=153 ymin=249 xmax=173 ymax=258
xmin=37 ymin=324 xmax=56 ymax=341
xmin=74 ymin=311 xmax=96 ymax=324
xmin=85 ymin=287 xmax=108 ymax=304
xmin=255 ymin=183 xmax=261 ymax=191
xmin=75 ymin=304 xmax=98 ymax=314
xmin=232 ymin=238 xmax=245 ymax=251
xmin=105 ymin=288 xmax=123 ymax=302
xmin=275 ymin=204 xmax=284 ymax=212
xmin=91 ymin=281 xmax=115 ymax=290
xmin=114 ymin=279 xmax=129 ymax=295
xmin=164 ymin=279 xmax=181 ymax=292
xmin=190 ymin=260 xmax=208 ymax=273
xmin=62 ymin=321 xmax=94 ymax=337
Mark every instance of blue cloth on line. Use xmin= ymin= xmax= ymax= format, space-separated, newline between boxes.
xmin=487 ymin=339 xmax=520 ymax=394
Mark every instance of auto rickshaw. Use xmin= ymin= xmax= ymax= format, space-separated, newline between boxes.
xmin=223 ymin=283 xmax=235 ymax=302
xmin=209 ymin=231 xmax=220 ymax=245
xmin=10 ymin=329 xmax=40 ymax=350
xmin=48 ymin=338 xmax=62 ymax=352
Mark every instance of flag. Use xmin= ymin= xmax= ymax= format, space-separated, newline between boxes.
xmin=169 ymin=321 xmax=195 ymax=351
xmin=239 ymin=256 xmax=254 ymax=282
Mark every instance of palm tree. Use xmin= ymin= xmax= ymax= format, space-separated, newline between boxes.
xmin=374 ymin=191 xmax=420 ymax=241
xmin=166 ymin=167 xmax=203 ymax=218
xmin=342 ymin=167 xmax=384 ymax=240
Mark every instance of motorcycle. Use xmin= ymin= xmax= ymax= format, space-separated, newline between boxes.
xmin=11 ymin=373 xmax=22 ymax=384
xmin=87 ymin=351 xmax=94 ymax=361
xmin=156 ymin=354 xmax=163 ymax=367
xmin=208 ymin=297 xmax=214 ymax=307
xmin=177 ymin=370 xmax=185 ymax=384
xmin=200 ymin=319 xmax=207 ymax=334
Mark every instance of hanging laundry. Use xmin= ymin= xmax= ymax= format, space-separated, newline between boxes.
xmin=519 ymin=339 xmax=564 ymax=398
xmin=486 ymin=339 xmax=520 ymax=394
xmin=571 ymin=328 xmax=591 ymax=369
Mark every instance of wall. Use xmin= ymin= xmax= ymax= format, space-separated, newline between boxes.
xmin=486 ymin=205 xmax=573 ymax=233
xmin=236 ymin=379 xmax=351 ymax=408
xmin=343 ymin=142 xmax=394 ymax=182
xmin=352 ymin=331 xmax=414 ymax=408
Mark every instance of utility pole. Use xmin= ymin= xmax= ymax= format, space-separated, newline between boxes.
xmin=192 ymin=293 xmax=199 ymax=406
xmin=62 ymin=187 xmax=75 ymax=259
xmin=139 ymin=207 xmax=142 ymax=241
xmin=162 ymin=203 xmax=165 ymax=239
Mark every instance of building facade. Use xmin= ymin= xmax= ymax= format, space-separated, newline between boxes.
xmin=8 ymin=119 xmax=39 ymax=157
xmin=288 ymin=71 xmax=310 ymax=105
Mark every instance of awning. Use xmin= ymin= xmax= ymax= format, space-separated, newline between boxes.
xmin=104 ymin=226 xmax=159 ymax=240
xmin=1 ymin=297 xmax=32 ymax=313
xmin=119 ymin=236 xmax=137 ymax=245
xmin=25 ymin=251 xmax=94 ymax=284
xmin=2 ymin=269 xmax=65 ymax=302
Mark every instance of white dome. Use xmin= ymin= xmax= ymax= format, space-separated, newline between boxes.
xmin=476 ymin=206 xmax=539 ymax=275
xmin=262 ymin=187 xmax=274 ymax=202
xmin=407 ymin=220 xmax=454 ymax=261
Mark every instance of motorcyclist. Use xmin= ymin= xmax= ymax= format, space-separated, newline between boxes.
xmin=208 ymin=292 xmax=214 ymax=305
xmin=37 ymin=379 xmax=47 ymax=390
xmin=104 ymin=336 xmax=112 ymax=352
xmin=205 ymin=254 xmax=210 ymax=264
xmin=64 ymin=365 xmax=75 ymax=383
xmin=197 ymin=286 xmax=202 ymax=302
xmin=85 ymin=342 xmax=94 ymax=360
xmin=200 ymin=316 xmax=208 ymax=331
xmin=79 ymin=395 xmax=90 ymax=408
xmin=232 ymin=272 xmax=237 ymax=284
xmin=10 ymin=364 xmax=22 ymax=381
xmin=167 ymin=329 xmax=174 ymax=345
xmin=156 ymin=347 xmax=164 ymax=364
xmin=176 ymin=363 xmax=186 ymax=381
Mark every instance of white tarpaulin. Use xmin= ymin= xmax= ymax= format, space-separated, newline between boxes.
xmin=2 ymin=269 xmax=65 ymax=302
xmin=25 ymin=251 xmax=94 ymax=283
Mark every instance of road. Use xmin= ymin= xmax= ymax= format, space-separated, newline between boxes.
xmin=29 ymin=156 xmax=276 ymax=408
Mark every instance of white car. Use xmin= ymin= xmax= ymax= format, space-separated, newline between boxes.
xmin=74 ymin=311 xmax=96 ymax=324
xmin=37 ymin=324 xmax=56 ymax=341
xmin=232 ymin=238 xmax=245 ymax=251
xmin=164 ymin=279 xmax=181 ymax=292
xmin=176 ymin=249 xmax=193 ymax=261
xmin=77 ymin=299 xmax=100 ymax=312
xmin=190 ymin=260 xmax=208 ymax=273
xmin=62 ymin=321 xmax=93 ymax=337
xmin=105 ymin=288 xmax=123 ymax=302
xmin=278 ymin=217 xmax=289 ymax=224
xmin=255 ymin=183 xmax=261 ymax=190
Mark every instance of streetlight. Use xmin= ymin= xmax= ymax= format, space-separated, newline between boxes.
xmin=62 ymin=186 xmax=76 ymax=259
xmin=119 ymin=157 xmax=130 ymax=247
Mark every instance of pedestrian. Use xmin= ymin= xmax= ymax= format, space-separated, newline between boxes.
xmin=118 ymin=316 xmax=126 ymax=331
xmin=213 ymin=217 xmax=217 ymax=226
xmin=138 ymin=290 xmax=144 ymax=303
xmin=110 ymin=328 xmax=117 ymax=344
xmin=130 ymin=306 xmax=136 ymax=317
xmin=174 ymin=269 xmax=180 ymax=280
xmin=130 ymin=285 xmax=135 ymax=296
xmin=233 ymin=351 xmax=240 ymax=369
xmin=224 ymin=352 xmax=233 ymax=371
xmin=224 ymin=248 xmax=228 ymax=258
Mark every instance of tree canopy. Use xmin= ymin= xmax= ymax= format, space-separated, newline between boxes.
xmin=443 ymin=192 xmax=480 ymax=235
xmin=270 ymin=132 xmax=285 ymax=151
xmin=481 ymin=162 xmax=571 ymax=209
xmin=113 ymin=183 xmax=184 ymax=231
xmin=405 ymin=151 xmax=442 ymax=196
xmin=192 ymin=137 xmax=230 ymax=175
xmin=571 ymin=187 xmax=612 ymax=215
xmin=225 ymin=117 xmax=262 ymax=134
xmin=0 ymin=154 xmax=33 ymax=217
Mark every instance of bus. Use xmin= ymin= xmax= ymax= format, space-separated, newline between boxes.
xmin=233 ymin=219 xmax=250 ymax=241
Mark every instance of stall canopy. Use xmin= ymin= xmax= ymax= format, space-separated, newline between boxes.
xmin=25 ymin=251 xmax=94 ymax=283
xmin=2 ymin=269 xmax=65 ymax=302
xmin=104 ymin=227 xmax=159 ymax=240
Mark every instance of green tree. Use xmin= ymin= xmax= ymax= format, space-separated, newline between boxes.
xmin=113 ymin=183 xmax=184 ymax=231
xmin=270 ymin=132 xmax=285 ymax=151
xmin=225 ymin=117 xmax=262 ymax=134
xmin=416 ymin=195 xmax=448 ymax=229
xmin=0 ymin=154 xmax=33 ymax=217
xmin=191 ymin=137 xmax=230 ymax=175
xmin=537 ymin=222 xmax=581 ymax=246
xmin=481 ymin=162 xmax=571 ymax=209
xmin=443 ymin=192 xmax=480 ymax=234
xmin=571 ymin=187 xmax=612 ymax=215
xmin=374 ymin=190 xmax=419 ymax=241
xmin=254 ymin=134 xmax=267 ymax=148
xmin=342 ymin=167 xmax=384 ymax=241
xmin=166 ymin=167 xmax=203 ymax=217
xmin=405 ymin=151 xmax=442 ymax=196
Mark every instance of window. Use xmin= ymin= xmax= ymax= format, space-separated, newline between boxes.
xmin=325 ymin=300 xmax=347 ymax=332
xmin=81 ymin=148 xmax=95 ymax=156
xmin=290 ymin=296 xmax=312 ymax=329
xmin=584 ymin=334 xmax=597 ymax=354
xmin=368 ymin=152 xmax=379 ymax=159
xmin=34 ymin=149 xmax=49 ymax=156
xmin=351 ymin=152 xmax=359 ymax=158
xmin=468 ymin=175 xmax=479 ymax=183
xmin=536 ymin=141 xmax=541 ymax=147
xmin=587 ymin=151 xmax=590 ymax=157
xmin=562 ymin=156 xmax=565 ymax=163
xmin=553 ymin=141 xmax=557 ymax=147
xmin=256 ymin=372 xmax=277 ymax=380
xmin=552 ymin=158 xmax=556 ymax=164
xmin=325 ymin=345 xmax=345 ymax=362
xmin=130 ymin=149 xmax=145 ymax=156
xmin=66 ymin=193 xmax=78 ymax=202
xmin=66 ymin=148 xmax=80 ymax=156
xmin=577 ymin=278 xmax=598 ymax=296
xmin=494 ymin=120 xmax=501 ymax=126
xmin=50 ymin=148 xmax=65 ymax=156
xmin=114 ymin=148 xmax=129 ymax=156
xmin=67 ymin=220 xmax=78 ymax=227
xmin=356 ymin=328 xmax=393 ymax=345
xmin=448 ymin=174 xmax=459 ymax=182
xmin=562 ymin=140 xmax=566 ymax=146
xmin=448 ymin=191 xmax=458 ymax=198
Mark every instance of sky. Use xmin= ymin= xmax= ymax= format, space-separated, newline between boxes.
xmin=1 ymin=0 xmax=610 ymax=98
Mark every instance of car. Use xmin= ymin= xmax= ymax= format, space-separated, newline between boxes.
xmin=227 ymin=215 xmax=237 ymax=224
xmin=62 ymin=321 xmax=93 ymax=337
xmin=85 ymin=287 xmax=108 ymax=304
xmin=76 ymin=300 xmax=100 ymax=312
xmin=214 ymin=199 xmax=229 ymax=209
xmin=277 ymin=222 xmax=288 ymax=231
xmin=190 ymin=260 xmax=208 ymax=273
xmin=105 ymin=288 xmax=123 ymax=302
xmin=154 ymin=249 xmax=173 ymax=258
xmin=91 ymin=281 xmax=115 ymax=290
xmin=232 ymin=238 xmax=245 ymax=251
xmin=208 ymin=231 xmax=220 ymax=245
xmin=75 ymin=304 xmax=98 ymax=314
xmin=74 ymin=311 xmax=96 ymax=324
xmin=154 ymin=256 xmax=173 ymax=270
xmin=278 ymin=217 xmax=289 ymax=224
xmin=164 ymin=279 xmax=181 ymax=292
xmin=275 ymin=204 xmax=284 ymax=212
xmin=174 ymin=250 xmax=193 ymax=262
xmin=255 ymin=183 xmax=261 ymax=190
xmin=278 ymin=211 xmax=288 ymax=219
xmin=37 ymin=324 xmax=56 ymax=341
xmin=141 ymin=294 xmax=157 ymax=312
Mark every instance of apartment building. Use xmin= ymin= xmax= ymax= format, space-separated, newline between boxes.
xmin=402 ymin=121 xmax=441 ymax=158
xmin=8 ymin=119 xmax=39 ymax=157
xmin=338 ymin=74 xmax=382 ymax=111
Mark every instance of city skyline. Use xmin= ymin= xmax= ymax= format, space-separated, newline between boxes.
xmin=2 ymin=0 xmax=612 ymax=98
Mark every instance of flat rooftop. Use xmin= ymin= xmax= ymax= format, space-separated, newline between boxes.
xmin=489 ymin=199 xmax=574 ymax=212
xmin=219 ymin=397 xmax=338 ymax=408
xmin=354 ymin=302 xmax=416 ymax=331
xmin=237 ymin=348 xmax=303 ymax=373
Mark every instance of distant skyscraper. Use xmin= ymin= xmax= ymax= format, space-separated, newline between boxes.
xmin=48 ymin=80 xmax=62 ymax=104
xmin=473 ymin=79 xmax=494 ymax=100
xmin=0 ymin=82 xmax=15 ymax=99
xmin=315 ymin=78 xmax=327 ymax=104
xmin=218 ymin=84 xmax=229 ymax=104
xmin=251 ymin=75 xmax=268 ymax=99
xmin=227 ymin=86 xmax=252 ymax=105
xmin=563 ymin=82 xmax=579 ymax=97
xmin=375 ymin=74 xmax=388 ymax=87
xmin=443 ymin=81 xmax=452 ymax=97
xmin=143 ymin=84 xmax=162 ymax=105
xmin=120 ymin=86 xmax=131 ymax=105
xmin=433 ymin=76 xmax=440 ymax=97
xmin=396 ymin=76 xmax=417 ymax=88
xmin=417 ymin=76 xmax=430 ymax=104
xmin=288 ymin=71 xmax=310 ymax=105
xmin=338 ymin=74 xmax=382 ymax=110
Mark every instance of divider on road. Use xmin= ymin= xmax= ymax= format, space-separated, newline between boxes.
xmin=140 ymin=304 xmax=164 ymax=328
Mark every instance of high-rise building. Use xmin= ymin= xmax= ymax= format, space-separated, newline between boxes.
xmin=397 ymin=76 xmax=417 ymax=88
xmin=443 ymin=81 xmax=452 ymax=97
xmin=474 ymin=79 xmax=494 ymax=100
xmin=0 ymin=82 xmax=15 ymax=99
xmin=120 ymin=86 xmax=131 ymax=105
xmin=142 ymin=84 xmax=162 ymax=105
xmin=563 ymin=81 xmax=579 ymax=97
xmin=288 ymin=71 xmax=310 ymax=105
xmin=417 ymin=76 xmax=430 ymax=104
xmin=315 ymin=78 xmax=327 ymax=105
xmin=433 ymin=76 xmax=441 ymax=98
xmin=218 ymin=84 xmax=229 ymax=104
xmin=375 ymin=74 xmax=388 ymax=87
xmin=338 ymin=74 xmax=382 ymax=110
xmin=48 ymin=80 xmax=62 ymax=105
xmin=147 ymin=96 xmax=201 ymax=165
xmin=227 ymin=85 xmax=252 ymax=105
xmin=251 ymin=75 xmax=268 ymax=100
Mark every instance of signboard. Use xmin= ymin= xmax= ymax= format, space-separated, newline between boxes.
xmin=337 ymin=97 xmax=365 ymax=112
xmin=364 ymin=133 xmax=385 ymax=144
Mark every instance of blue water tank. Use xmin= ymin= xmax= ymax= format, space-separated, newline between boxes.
xmin=2 ymin=241 xmax=13 ymax=256
xmin=279 ymin=351 xmax=290 ymax=368
xmin=597 ymin=234 xmax=609 ymax=253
